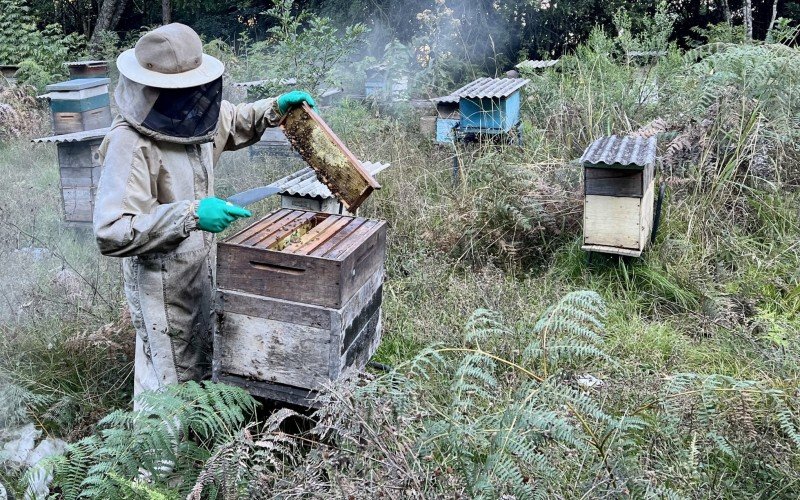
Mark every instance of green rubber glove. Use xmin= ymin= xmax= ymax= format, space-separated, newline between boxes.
xmin=277 ymin=90 xmax=317 ymax=114
xmin=195 ymin=197 xmax=252 ymax=233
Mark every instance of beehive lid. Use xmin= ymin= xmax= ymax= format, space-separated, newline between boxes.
xmin=45 ymin=78 xmax=110 ymax=92
xmin=274 ymin=161 xmax=390 ymax=199
xmin=65 ymin=60 xmax=108 ymax=68
xmin=280 ymin=103 xmax=380 ymax=211
xmin=580 ymin=135 xmax=657 ymax=170
xmin=515 ymin=59 xmax=560 ymax=70
xmin=453 ymin=77 xmax=529 ymax=99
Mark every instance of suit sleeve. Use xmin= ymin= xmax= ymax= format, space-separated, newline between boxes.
xmin=93 ymin=130 xmax=197 ymax=257
xmin=212 ymin=98 xmax=282 ymax=163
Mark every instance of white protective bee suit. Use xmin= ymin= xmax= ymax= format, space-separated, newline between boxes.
xmin=93 ymin=23 xmax=282 ymax=400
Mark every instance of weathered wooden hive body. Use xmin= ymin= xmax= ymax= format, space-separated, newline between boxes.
xmin=581 ymin=135 xmax=658 ymax=257
xmin=32 ymin=128 xmax=109 ymax=224
xmin=65 ymin=60 xmax=110 ymax=80
xmin=40 ymin=78 xmax=112 ymax=135
xmin=214 ymin=209 xmax=386 ymax=406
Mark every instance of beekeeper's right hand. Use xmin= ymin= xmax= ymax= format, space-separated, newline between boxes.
xmin=195 ymin=197 xmax=252 ymax=233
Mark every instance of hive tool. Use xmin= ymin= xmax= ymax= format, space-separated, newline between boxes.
xmin=226 ymin=184 xmax=281 ymax=208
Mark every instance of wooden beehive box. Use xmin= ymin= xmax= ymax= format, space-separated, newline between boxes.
xmin=65 ymin=60 xmax=110 ymax=79
xmin=41 ymin=78 xmax=112 ymax=135
xmin=32 ymin=128 xmax=109 ymax=225
xmin=581 ymin=135 xmax=658 ymax=257
xmin=214 ymin=208 xmax=387 ymax=406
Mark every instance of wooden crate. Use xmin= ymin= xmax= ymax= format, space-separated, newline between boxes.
xmin=217 ymin=208 xmax=386 ymax=309
xmin=57 ymin=139 xmax=102 ymax=223
xmin=53 ymin=107 xmax=112 ymax=135
xmin=214 ymin=208 xmax=387 ymax=406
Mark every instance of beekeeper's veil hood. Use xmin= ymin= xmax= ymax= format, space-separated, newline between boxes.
xmin=115 ymin=23 xmax=225 ymax=144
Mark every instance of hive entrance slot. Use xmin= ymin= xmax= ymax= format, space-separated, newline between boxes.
xmin=248 ymin=261 xmax=305 ymax=275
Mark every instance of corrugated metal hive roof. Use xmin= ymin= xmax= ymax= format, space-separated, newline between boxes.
xmin=580 ymin=135 xmax=657 ymax=168
xmin=65 ymin=60 xmax=108 ymax=67
xmin=32 ymin=127 xmax=110 ymax=144
xmin=515 ymin=59 xmax=560 ymax=70
xmin=274 ymin=161 xmax=390 ymax=199
xmin=453 ymin=77 xmax=529 ymax=99
xmin=430 ymin=95 xmax=460 ymax=104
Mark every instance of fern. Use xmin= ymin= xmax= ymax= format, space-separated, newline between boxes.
xmin=29 ymin=381 xmax=257 ymax=499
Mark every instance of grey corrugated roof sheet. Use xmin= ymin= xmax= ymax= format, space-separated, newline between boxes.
xmin=430 ymin=94 xmax=460 ymax=104
xmin=515 ymin=59 xmax=560 ymax=70
xmin=453 ymin=77 xmax=529 ymax=99
xmin=273 ymin=161 xmax=390 ymax=199
xmin=32 ymin=127 xmax=110 ymax=144
xmin=65 ymin=60 xmax=108 ymax=67
xmin=580 ymin=135 xmax=657 ymax=168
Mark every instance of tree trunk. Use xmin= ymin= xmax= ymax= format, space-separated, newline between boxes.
xmin=90 ymin=0 xmax=128 ymax=45
xmin=744 ymin=0 xmax=753 ymax=40
xmin=162 ymin=0 xmax=171 ymax=24
xmin=767 ymin=0 xmax=779 ymax=35
xmin=720 ymin=0 xmax=732 ymax=25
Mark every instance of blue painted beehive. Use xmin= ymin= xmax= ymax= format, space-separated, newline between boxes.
xmin=430 ymin=95 xmax=460 ymax=144
xmin=452 ymin=77 xmax=529 ymax=135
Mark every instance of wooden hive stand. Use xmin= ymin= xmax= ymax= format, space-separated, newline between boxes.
xmin=214 ymin=208 xmax=387 ymax=407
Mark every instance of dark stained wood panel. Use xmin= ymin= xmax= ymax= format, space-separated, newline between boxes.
xmin=585 ymin=168 xmax=643 ymax=197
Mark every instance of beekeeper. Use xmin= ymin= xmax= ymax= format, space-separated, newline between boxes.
xmin=93 ymin=23 xmax=315 ymax=401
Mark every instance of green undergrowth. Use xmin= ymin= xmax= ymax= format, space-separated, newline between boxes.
xmin=1 ymin=31 xmax=799 ymax=498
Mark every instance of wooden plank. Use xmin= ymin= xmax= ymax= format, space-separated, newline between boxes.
xmin=340 ymin=309 xmax=382 ymax=374
xmin=217 ymin=244 xmax=343 ymax=308
xmin=49 ymin=94 xmax=110 ymax=113
xmin=217 ymin=289 xmax=332 ymax=330
xmin=309 ymin=218 xmax=367 ymax=258
xmin=582 ymin=244 xmax=642 ymax=257
xmin=215 ymin=374 xmax=321 ymax=408
xmin=338 ymin=222 xmax=387 ymax=305
xmin=217 ymin=310 xmax=332 ymax=388
xmin=62 ymin=187 xmax=94 ymax=222
xmin=283 ymin=215 xmax=350 ymax=255
xmin=239 ymin=210 xmax=304 ymax=247
xmin=639 ymin=180 xmax=655 ymax=250
xmin=252 ymin=211 xmax=317 ymax=249
xmin=226 ymin=208 xmax=293 ymax=245
xmin=324 ymin=220 xmax=380 ymax=260
xmin=60 ymin=167 xmax=99 ymax=187
xmin=280 ymin=103 xmax=380 ymax=212
xmin=584 ymin=168 xmax=642 ymax=197
xmin=584 ymin=195 xmax=641 ymax=249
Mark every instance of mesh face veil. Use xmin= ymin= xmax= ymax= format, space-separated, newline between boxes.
xmin=141 ymin=77 xmax=223 ymax=139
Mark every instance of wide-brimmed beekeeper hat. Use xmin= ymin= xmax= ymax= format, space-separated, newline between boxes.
xmin=116 ymin=23 xmax=224 ymax=89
